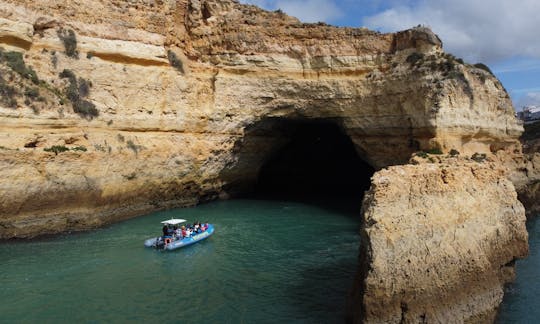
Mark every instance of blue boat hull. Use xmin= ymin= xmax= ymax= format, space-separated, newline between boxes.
xmin=144 ymin=224 xmax=214 ymax=250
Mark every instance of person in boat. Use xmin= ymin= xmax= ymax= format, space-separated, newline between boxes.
xmin=174 ymin=225 xmax=182 ymax=239
xmin=162 ymin=225 xmax=174 ymax=246
xmin=162 ymin=225 xmax=168 ymax=237
xmin=194 ymin=222 xmax=200 ymax=233
xmin=181 ymin=225 xmax=190 ymax=238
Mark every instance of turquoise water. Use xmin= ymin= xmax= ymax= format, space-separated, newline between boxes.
xmin=497 ymin=217 xmax=540 ymax=323
xmin=2 ymin=199 xmax=537 ymax=323
xmin=0 ymin=199 xmax=361 ymax=323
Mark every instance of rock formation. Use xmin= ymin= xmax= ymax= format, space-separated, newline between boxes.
xmin=498 ymin=122 xmax=540 ymax=218
xmin=0 ymin=0 xmax=530 ymax=323
xmin=347 ymin=162 xmax=528 ymax=323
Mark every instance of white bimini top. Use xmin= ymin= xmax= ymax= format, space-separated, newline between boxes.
xmin=160 ymin=219 xmax=187 ymax=225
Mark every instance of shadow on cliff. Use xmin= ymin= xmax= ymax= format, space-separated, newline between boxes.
xmin=284 ymin=257 xmax=358 ymax=324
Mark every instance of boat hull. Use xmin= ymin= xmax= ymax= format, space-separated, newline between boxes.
xmin=144 ymin=224 xmax=214 ymax=250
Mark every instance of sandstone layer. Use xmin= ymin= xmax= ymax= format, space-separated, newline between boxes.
xmin=0 ymin=0 xmax=521 ymax=238
xmin=348 ymin=162 xmax=528 ymax=323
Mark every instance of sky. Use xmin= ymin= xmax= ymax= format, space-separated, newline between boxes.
xmin=240 ymin=0 xmax=540 ymax=110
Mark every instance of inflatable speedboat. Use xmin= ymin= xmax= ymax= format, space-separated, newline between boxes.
xmin=144 ymin=219 xmax=214 ymax=251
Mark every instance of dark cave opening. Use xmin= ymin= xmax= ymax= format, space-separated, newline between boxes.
xmin=252 ymin=120 xmax=375 ymax=209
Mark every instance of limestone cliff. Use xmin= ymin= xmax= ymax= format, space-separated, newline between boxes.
xmin=347 ymin=161 xmax=528 ymax=323
xmin=505 ymin=121 xmax=540 ymax=217
xmin=0 ymin=0 xmax=521 ymax=238
xmin=0 ymin=1 xmax=529 ymax=323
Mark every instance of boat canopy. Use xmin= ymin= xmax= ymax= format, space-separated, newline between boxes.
xmin=161 ymin=219 xmax=187 ymax=225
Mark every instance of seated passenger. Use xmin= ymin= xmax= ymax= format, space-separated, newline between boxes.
xmin=162 ymin=225 xmax=168 ymax=237
xmin=183 ymin=225 xmax=192 ymax=238
xmin=174 ymin=226 xmax=182 ymax=238
xmin=163 ymin=225 xmax=173 ymax=246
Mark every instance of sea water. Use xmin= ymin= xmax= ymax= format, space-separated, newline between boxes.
xmin=1 ymin=199 xmax=537 ymax=323
xmin=496 ymin=216 xmax=540 ymax=323
xmin=0 ymin=199 xmax=361 ymax=323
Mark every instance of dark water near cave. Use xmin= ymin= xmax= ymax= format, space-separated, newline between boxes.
xmin=497 ymin=216 xmax=540 ymax=323
xmin=0 ymin=199 xmax=361 ymax=323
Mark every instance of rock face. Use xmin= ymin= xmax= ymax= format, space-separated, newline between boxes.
xmin=0 ymin=0 xmax=521 ymax=238
xmin=497 ymin=150 xmax=540 ymax=218
xmin=0 ymin=0 xmax=530 ymax=323
xmin=348 ymin=162 xmax=528 ymax=323
xmin=503 ymin=122 xmax=540 ymax=218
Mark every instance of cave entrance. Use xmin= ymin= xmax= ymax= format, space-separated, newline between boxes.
xmin=223 ymin=118 xmax=375 ymax=210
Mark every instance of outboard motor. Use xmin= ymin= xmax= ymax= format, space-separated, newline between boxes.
xmin=155 ymin=237 xmax=165 ymax=249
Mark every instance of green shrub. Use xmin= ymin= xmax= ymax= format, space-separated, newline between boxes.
xmin=78 ymin=78 xmax=91 ymax=97
xmin=442 ymin=60 xmax=455 ymax=72
xmin=24 ymin=87 xmax=40 ymax=99
xmin=73 ymin=99 xmax=98 ymax=118
xmin=406 ymin=52 xmax=424 ymax=65
xmin=59 ymin=69 xmax=98 ymax=119
xmin=0 ymin=50 xmax=39 ymax=84
xmin=474 ymin=63 xmax=493 ymax=75
xmin=471 ymin=152 xmax=487 ymax=162
xmin=51 ymin=52 xmax=58 ymax=68
xmin=415 ymin=151 xmax=428 ymax=159
xmin=59 ymin=69 xmax=77 ymax=81
xmin=449 ymin=149 xmax=460 ymax=156
xmin=167 ymin=50 xmax=184 ymax=73
xmin=426 ymin=148 xmax=443 ymax=155
xmin=126 ymin=140 xmax=144 ymax=154
xmin=72 ymin=145 xmax=87 ymax=152
xmin=0 ymin=78 xmax=18 ymax=108
xmin=44 ymin=145 xmax=69 ymax=155
xmin=57 ymin=28 xmax=78 ymax=58
xmin=94 ymin=144 xmax=106 ymax=152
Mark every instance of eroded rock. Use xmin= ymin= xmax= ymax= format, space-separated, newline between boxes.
xmin=348 ymin=162 xmax=528 ymax=323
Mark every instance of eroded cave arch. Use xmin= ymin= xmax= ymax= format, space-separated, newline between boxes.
xmin=220 ymin=118 xmax=375 ymax=204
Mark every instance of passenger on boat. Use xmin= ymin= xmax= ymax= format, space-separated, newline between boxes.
xmin=181 ymin=225 xmax=190 ymax=238
xmin=162 ymin=225 xmax=168 ymax=236
xmin=200 ymin=223 xmax=207 ymax=231
xmin=163 ymin=225 xmax=173 ymax=246
xmin=174 ymin=226 xmax=182 ymax=238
